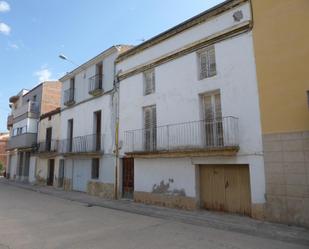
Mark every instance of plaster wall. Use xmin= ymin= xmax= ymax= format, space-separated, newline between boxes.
xmin=117 ymin=2 xmax=251 ymax=72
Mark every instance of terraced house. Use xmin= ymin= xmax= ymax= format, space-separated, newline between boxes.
xmin=116 ymin=0 xmax=265 ymax=219
xmin=6 ymin=82 xmax=61 ymax=182
xmin=35 ymin=108 xmax=62 ymax=187
xmin=58 ymin=45 xmax=131 ymax=198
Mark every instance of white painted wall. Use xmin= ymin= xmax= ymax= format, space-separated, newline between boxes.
xmin=12 ymin=118 xmax=38 ymax=135
xmin=135 ymin=158 xmax=196 ymax=197
xmin=119 ymin=34 xmax=263 ymax=157
xmin=60 ymin=94 xmax=115 ymax=155
xmin=117 ymin=2 xmax=265 ymax=204
xmin=117 ymin=2 xmax=251 ymax=73
xmin=9 ymin=153 xmax=17 ymax=179
xmin=28 ymin=156 xmax=36 ymax=183
xmin=61 ymin=51 xmax=118 ymax=109
xmin=36 ymin=158 xmax=48 ymax=180
xmin=37 ymin=113 xmax=61 ymax=142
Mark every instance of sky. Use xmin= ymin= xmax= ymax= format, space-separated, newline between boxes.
xmin=0 ymin=0 xmax=224 ymax=131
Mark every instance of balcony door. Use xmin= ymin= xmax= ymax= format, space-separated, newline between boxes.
xmin=143 ymin=105 xmax=157 ymax=151
xmin=93 ymin=111 xmax=101 ymax=151
xmin=95 ymin=63 xmax=103 ymax=89
xmin=67 ymin=119 xmax=74 ymax=152
xmin=202 ymin=92 xmax=223 ymax=147
xmin=45 ymin=127 xmax=52 ymax=151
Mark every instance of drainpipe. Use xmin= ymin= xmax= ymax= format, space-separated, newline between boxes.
xmin=113 ymin=46 xmax=121 ymax=200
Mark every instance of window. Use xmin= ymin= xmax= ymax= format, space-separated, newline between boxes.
xmin=33 ymin=95 xmax=37 ymax=102
xmin=91 ymin=158 xmax=100 ymax=179
xmin=143 ymin=105 xmax=157 ymax=151
xmin=198 ymin=45 xmax=216 ymax=80
xmin=201 ymin=91 xmax=223 ymax=147
xmin=143 ymin=69 xmax=155 ymax=95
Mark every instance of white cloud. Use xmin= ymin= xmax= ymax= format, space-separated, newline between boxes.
xmin=0 ymin=22 xmax=10 ymax=35
xmin=8 ymin=42 xmax=18 ymax=49
xmin=34 ymin=67 xmax=52 ymax=82
xmin=0 ymin=1 xmax=10 ymax=12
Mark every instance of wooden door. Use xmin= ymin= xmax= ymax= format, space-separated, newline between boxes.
xmin=58 ymin=159 xmax=64 ymax=188
xmin=122 ymin=158 xmax=134 ymax=199
xmin=200 ymin=165 xmax=251 ymax=216
xmin=47 ymin=159 xmax=55 ymax=186
xmin=67 ymin=119 xmax=73 ymax=152
xmin=46 ymin=127 xmax=52 ymax=151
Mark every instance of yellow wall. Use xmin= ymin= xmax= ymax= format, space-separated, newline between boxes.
xmin=252 ymin=0 xmax=309 ymax=134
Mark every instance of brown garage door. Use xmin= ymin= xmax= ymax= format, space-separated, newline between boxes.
xmin=200 ymin=165 xmax=251 ymax=216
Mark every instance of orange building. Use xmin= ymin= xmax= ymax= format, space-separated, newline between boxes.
xmin=252 ymin=0 xmax=309 ymax=227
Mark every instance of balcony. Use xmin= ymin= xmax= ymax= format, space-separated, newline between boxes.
xmin=7 ymin=115 xmax=13 ymax=129
xmin=123 ymin=117 xmax=239 ymax=157
xmin=7 ymin=133 xmax=37 ymax=150
xmin=64 ymin=88 xmax=75 ymax=106
xmin=12 ymin=101 xmax=39 ymax=119
xmin=37 ymin=140 xmax=58 ymax=153
xmin=59 ymin=134 xmax=104 ymax=155
xmin=89 ymin=74 xmax=103 ymax=96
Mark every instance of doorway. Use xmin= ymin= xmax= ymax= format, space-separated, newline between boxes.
xmin=46 ymin=127 xmax=52 ymax=151
xmin=47 ymin=159 xmax=55 ymax=186
xmin=93 ymin=111 xmax=102 ymax=151
xmin=199 ymin=164 xmax=251 ymax=216
xmin=122 ymin=158 xmax=134 ymax=199
xmin=58 ymin=159 xmax=64 ymax=188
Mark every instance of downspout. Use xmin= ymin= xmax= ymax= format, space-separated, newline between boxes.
xmin=113 ymin=46 xmax=121 ymax=200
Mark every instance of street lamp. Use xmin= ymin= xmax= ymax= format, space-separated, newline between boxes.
xmin=58 ymin=54 xmax=79 ymax=67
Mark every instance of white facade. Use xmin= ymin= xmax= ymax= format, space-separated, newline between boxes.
xmin=59 ymin=46 xmax=128 ymax=195
xmin=117 ymin=1 xmax=266 ymax=209
xmin=35 ymin=111 xmax=62 ymax=186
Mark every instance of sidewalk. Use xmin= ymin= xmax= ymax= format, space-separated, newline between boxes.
xmin=1 ymin=179 xmax=308 ymax=246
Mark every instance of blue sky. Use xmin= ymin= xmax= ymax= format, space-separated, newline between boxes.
xmin=0 ymin=0 xmax=224 ymax=131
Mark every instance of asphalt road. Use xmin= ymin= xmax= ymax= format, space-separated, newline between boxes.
xmin=0 ymin=183 xmax=307 ymax=249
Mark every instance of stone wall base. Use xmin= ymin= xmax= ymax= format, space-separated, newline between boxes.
xmin=63 ymin=178 xmax=72 ymax=191
xmin=251 ymin=203 xmax=265 ymax=220
xmin=35 ymin=175 xmax=46 ymax=186
xmin=87 ymin=181 xmax=114 ymax=199
xmin=134 ymin=191 xmax=198 ymax=210
xmin=263 ymin=131 xmax=309 ymax=228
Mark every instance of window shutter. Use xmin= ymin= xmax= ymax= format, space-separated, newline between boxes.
xmin=214 ymin=93 xmax=222 ymax=120
xmin=208 ymin=46 xmax=216 ymax=77
xmin=144 ymin=106 xmax=157 ymax=150
xmin=199 ymin=45 xmax=216 ymax=79
xmin=144 ymin=108 xmax=151 ymax=130
xmin=144 ymin=70 xmax=155 ymax=95
xmin=203 ymin=95 xmax=214 ymax=121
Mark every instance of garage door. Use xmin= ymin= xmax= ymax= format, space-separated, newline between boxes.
xmin=200 ymin=165 xmax=251 ymax=216
xmin=73 ymin=160 xmax=89 ymax=192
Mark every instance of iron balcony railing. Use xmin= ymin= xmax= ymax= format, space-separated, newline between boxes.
xmin=37 ymin=140 xmax=58 ymax=153
xmin=64 ymin=88 xmax=75 ymax=106
xmin=59 ymin=133 xmax=104 ymax=154
xmin=89 ymin=74 xmax=103 ymax=94
xmin=124 ymin=116 xmax=239 ymax=153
